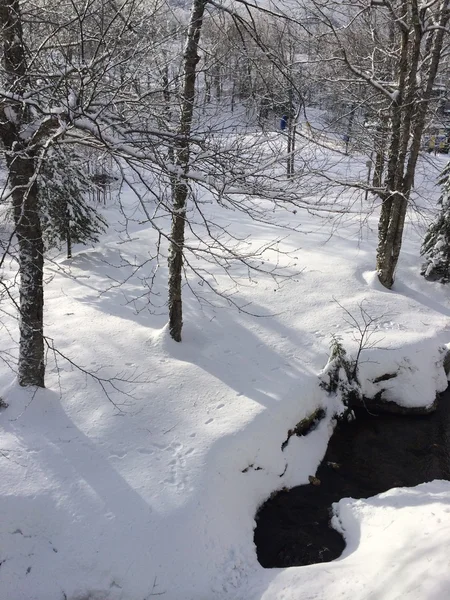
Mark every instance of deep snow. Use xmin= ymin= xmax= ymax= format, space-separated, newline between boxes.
xmin=1 ymin=126 xmax=450 ymax=600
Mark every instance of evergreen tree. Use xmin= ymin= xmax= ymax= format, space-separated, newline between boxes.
xmin=39 ymin=146 xmax=107 ymax=258
xmin=421 ymin=161 xmax=450 ymax=283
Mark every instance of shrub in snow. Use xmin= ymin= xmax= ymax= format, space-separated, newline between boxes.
xmin=39 ymin=146 xmax=107 ymax=255
xmin=421 ymin=161 xmax=450 ymax=282
xmin=319 ymin=335 xmax=362 ymax=408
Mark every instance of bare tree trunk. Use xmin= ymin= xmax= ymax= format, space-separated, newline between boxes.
xmin=375 ymin=8 xmax=409 ymax=286
xmin=0 ymin=0 xmax=45 ymax=386
xmin=168 ymin=0 xmax=207 ymax=342
xmin=287 ymin=118 xmax=293 ymax=178
xmin=372 ymin=121 xmax=387 ymax=189
xmin=376 ymin=0 xmax=450 ymax=289
xmin=214 ymin=65 xmax=221 ymax=101
xmin=288 ymin=119 xmax=297 ymax=178
xmin=376 ymin=191 xmax=408 ymax=288
xmin=162 ymin=62 xmax=176 ymax=198
xmin=287 ymin=86 xmax=294 ymax=178
xmin=231 ymin=80 xmax=235 ymax=113
xmin=10 ymin=157 xmax=45 ymax=386
xmin=204 ymin=74 xmax=211 ymax=108
xmin=287 ymin=112 xmax=299 ymax=179
xmin=66 ymin=209 xmax=72 ymax=259
xmin=344 ymin=103 xmax=356 ymax=155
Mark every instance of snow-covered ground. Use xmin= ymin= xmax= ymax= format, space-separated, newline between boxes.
xmin=1 ymin=135 xmax=450 ymax=600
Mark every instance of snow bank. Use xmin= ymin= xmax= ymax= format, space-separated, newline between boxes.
xmin=239 ymin=481 xmax=450 ymax=600
xmin=359 ymin=340 xmax=449 ymax=409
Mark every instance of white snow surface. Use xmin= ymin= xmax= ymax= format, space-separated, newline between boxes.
xmin=1 ymin=139 xmax=450 ymax=599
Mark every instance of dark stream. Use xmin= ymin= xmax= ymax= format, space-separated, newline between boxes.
xmin=254 ymin=390 xmax=450 ymax=568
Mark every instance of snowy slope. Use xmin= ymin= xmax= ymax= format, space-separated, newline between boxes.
xmin=1 ymin=141 xmax=450 ymax=599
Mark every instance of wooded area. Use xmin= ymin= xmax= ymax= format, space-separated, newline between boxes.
xmin=1 ymin=0 xmax=450 ymax=386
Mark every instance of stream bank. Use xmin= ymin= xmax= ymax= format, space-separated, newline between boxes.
xmin=254 ymin=389 xmax=450 ymax=568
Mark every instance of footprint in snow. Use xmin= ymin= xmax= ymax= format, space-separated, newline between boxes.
xmin=163 ymin=443 xmax=196 ymax=490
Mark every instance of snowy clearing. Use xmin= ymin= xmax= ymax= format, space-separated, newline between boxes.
xmin=1 ymin=142 xmax=450 ymax=600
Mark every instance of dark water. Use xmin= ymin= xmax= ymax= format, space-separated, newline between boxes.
xmin=254 ymin=390 xmax=450 ymax=568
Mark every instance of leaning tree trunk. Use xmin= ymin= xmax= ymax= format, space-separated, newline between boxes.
xmin=168 ymin=0 xmax=208 ymax=342
xmin=0 ymin=0 xmax=45 ymax=386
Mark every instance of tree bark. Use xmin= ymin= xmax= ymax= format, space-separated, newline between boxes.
xmin=372 ymin=121 xmax=386 ymax=190
xmin=375 ymin=0 xmax=450 ymax=289
xmin=287 ymin=86 xmax=294 ymax=178
xmin=66 ymin=209 xmax=72 ymax=259
xmin=9 ymin=156 xmax=45 ymax=386
xmin=168 ymin=0 xmax=208 ymax=342
xmin=0 ymin=0 xmax=45 ymax=386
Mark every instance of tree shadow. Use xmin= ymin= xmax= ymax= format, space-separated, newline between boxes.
xmin=394 ymin=279 xmax=450 ymax=317
xmin=1 ymin=389 xmax=162 ymax=599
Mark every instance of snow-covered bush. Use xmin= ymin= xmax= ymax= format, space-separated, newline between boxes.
xmin=421 ymin=161 xmax=450 ymax=282
xmin=319 ymin=335 xmax=362 ymax=407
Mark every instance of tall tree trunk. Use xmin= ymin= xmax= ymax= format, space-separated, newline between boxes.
xmin=0 ymin=0 xmax=45 ymax=385
xmin=376 ymin=8 xmax=409 ymax=286
xmin=376 ymin=191 xmax=408 ymax=288
xmin=344 ymin=103 xmax=356 ymax=155
xmin=9 ymin=156 xmax=45 ymax=386
xmin=162 ymin=62 xmax=176 ymax=198
xmin=168 ymin=0 xmax=207 ymax=342
xmin=376 ymin=0 xmax=450 ymax=289
xmin=287 ymin=86 xmax=294 ymax=178
xmin=66 ymin=208 xmax=72 ymax=259
xmin=231 ymin=80 xmax=235 ymax=113
xmin=372 ymin=121 xmax=387 ymax=190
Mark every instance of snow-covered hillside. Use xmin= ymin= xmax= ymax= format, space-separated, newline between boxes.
xmin=1 ymin=140 xmax=450 ymax=600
